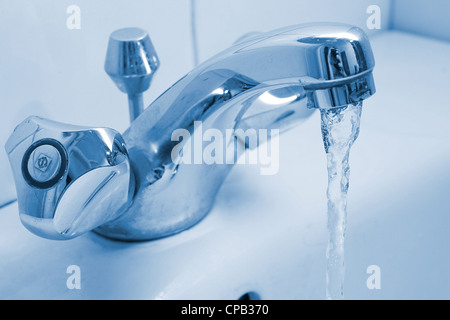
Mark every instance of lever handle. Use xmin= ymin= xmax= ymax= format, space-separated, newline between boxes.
xmin=105 ymin=27 xmax=159 ymax=122
xmin=5 ymin=117 xmax=134 ymax=240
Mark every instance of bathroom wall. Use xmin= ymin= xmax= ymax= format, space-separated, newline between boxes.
xmin=392 ymin=0 xmax=450 ymax=43
xmin=0 ymin=0 xmax=391 ymax=205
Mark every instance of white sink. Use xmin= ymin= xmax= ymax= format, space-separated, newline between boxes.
xmin=1 ymin=31 xmax=449 ymax=300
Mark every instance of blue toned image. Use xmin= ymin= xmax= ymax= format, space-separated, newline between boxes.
xmin=0 ymin=0 xmax=448 ymax=303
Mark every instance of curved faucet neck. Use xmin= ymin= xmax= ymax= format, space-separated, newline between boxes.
xmin=95 ymin=23 xmax=376 ymax=241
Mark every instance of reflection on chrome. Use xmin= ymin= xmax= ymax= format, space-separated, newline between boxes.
xmin=5 ymin=23 xmax=375 ymax=241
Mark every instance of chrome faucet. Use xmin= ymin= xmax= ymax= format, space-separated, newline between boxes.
xmin=5 ymin=23 xmax=375 ymax=241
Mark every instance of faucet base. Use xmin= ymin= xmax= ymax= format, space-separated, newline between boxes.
xmin=93 ymin=209 xmax=211 ymax=242
xmin=93 ymin=180 xmax=220 ymax=241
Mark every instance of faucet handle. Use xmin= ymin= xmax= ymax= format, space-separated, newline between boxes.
xmin=105 ymin=27 xmax=159 ymax=122
xmin=5 ymin=117 xmax=134 ymax=240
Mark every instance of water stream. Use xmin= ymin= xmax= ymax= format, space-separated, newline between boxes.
xmin=320 ymin=102 xmax=362 ymax=300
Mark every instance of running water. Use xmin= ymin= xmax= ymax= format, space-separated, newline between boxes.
xmin=320 ymin=102 xmax=362 ymax=300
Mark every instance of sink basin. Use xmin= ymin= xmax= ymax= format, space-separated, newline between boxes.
xmin=0 ymin=31 xmax=449 ymax=300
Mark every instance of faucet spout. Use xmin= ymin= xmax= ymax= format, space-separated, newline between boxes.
xmin=95 ymin=23 xmax=375 ymax=240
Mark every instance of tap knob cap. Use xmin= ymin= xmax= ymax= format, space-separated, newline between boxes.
xmin=5 ymin=117 xmax=134 ymax=240
xmin=105 ymin=27 xmax=159 ymax=95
